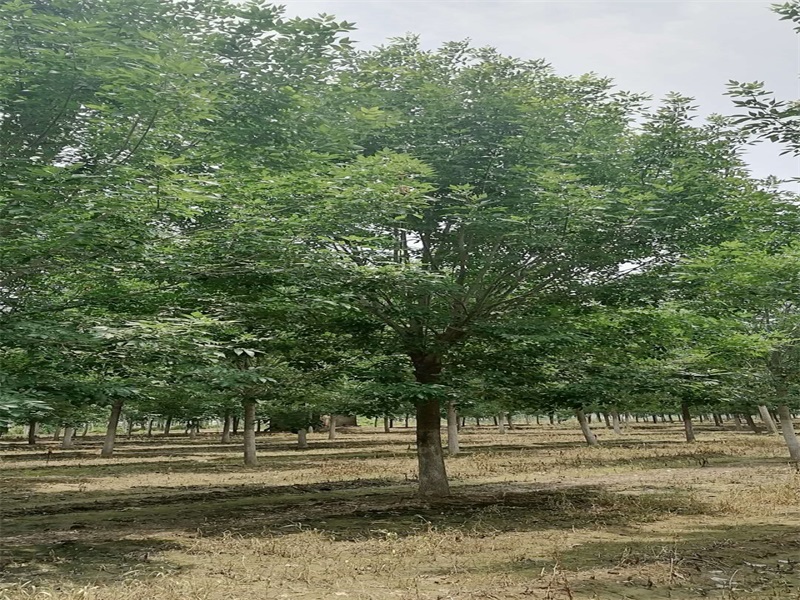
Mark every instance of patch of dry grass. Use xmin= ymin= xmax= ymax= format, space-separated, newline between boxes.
xmin=2 ymin=424 xmax=799 ymax=599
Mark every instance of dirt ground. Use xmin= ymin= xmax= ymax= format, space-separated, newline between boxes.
xmin=1 ymin=422 xmax=799 ymax=599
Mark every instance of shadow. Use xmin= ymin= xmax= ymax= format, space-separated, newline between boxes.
xmin=474 ymin=522 xmax=800 ymax=599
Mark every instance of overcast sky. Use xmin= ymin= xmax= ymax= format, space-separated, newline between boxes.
xmin=280 ymin=0 xmax=799 ymax=189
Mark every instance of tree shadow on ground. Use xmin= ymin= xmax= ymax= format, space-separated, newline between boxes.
xmin=471 ymin=522 xmax=800 ymax=599
xmin=1 ymin=479 xmax=711 ymax=587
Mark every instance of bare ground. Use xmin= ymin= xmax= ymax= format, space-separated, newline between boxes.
xmin=1 ymin=422 xmax=799 ymax=599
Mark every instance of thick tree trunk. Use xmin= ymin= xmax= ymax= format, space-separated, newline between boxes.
xmin=27 ymin=420 xmax=37 ymax=445
xmin=164 ymin=416 xmax=172 ymax=436
xmin=743 ymin=413 xmax=759 ymax=433
xmin=681 ymin=402 xmax=695 ymax=443
xmin=411 ymin=353 xmax=449 ymax=497
xmin=651 ymin=414 xmax=658 ymax=424
xmin=777 ymin=404 xmax=800 ymax=462
xmin=297 ymin=429 xmax=308 ymax=449
xmin=101 ymin=399 xmax=124 ymax=458
xmin=52 ymin=426 xmax=61 ymax=441
xmin=611 ymin=410 xmax=623 ymax=435
xmin=758 ymin=405 xmax=779 ymax=434
xmin=446 ymin=400 xmax=459 ymax=455
xmin=497 ymin=414 xmax=506 ymax=434
xmin=328 ymin=415 xmax=337 ymax=440
xmin=575 ymin=409 xmax=598 ymax=446
xmin=243 ymin=400 xmax=257 ymax=467
xmin=61 ymin=426 xmax=75 ymax=449
xmin=383 ymin=415 xmax=390 ymax=433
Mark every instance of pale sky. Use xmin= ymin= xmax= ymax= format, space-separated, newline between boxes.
xmin=280 ymin=0 xmax=799 ymax=189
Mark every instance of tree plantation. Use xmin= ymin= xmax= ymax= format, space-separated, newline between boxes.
xmin=1 ymin=1 xmax=800 ymax=599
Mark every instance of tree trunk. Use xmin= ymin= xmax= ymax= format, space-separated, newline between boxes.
xmin=651 ymin=414 xmax=658 ymax=424
xmin=410 ymin=353 xmax=450 ymax=497
xmin=383 ymin=415 xmax=390 ymax=433
xmin=742 ymin=413 xmax=759 ymax=433
xmin=475 ymin=417 xmax=480 ymax=427
xmin=611 ymin=410 xmax=623 ymax=435
xmin=549 ymin=413 xmax=555 ymax=425
xmin=497 ymin=414 xmax=506 ymax=434
xmin=459 ymin=416 xmax=466 ymax=429
xmin=506 ymin=413 xmax=514 ymax=430
xmin=101 ymin=399 xmax=124 ymax=458
xmin=575 ymin=409 xmax=598 ymax=446
xmin=243 ymin=400 xmax=257 ymax=466
xmin=297 ymin=428 xmax=308 ymax=449
xmin=712 ymin=413 xmax=723 ymax=427
xmin=446 ymin=400 xmax=459 ymax=456
xmin=61 ymin=426 xmax=75 ymax=449
xmin=603 ymin=413 xmax=611 ymax=429
xmin=328 ymin=414 xmax=337 ymax=440
xmin=164 ymin=416 xmax=172 ymax=436
xmin=221 ymin=413 xmax=232 ymax=444
xmin=758 ymin=405 xmax=779 ymax=434
xmin=681 ymin=402 xmax=696 ymax=443
xmin=188 ymin=421 xmax=197 ymax=439
xmin=52 ymin=426 xmax=61 ymax=441
xmin=147 ymin=418 xmax=154 ymax=437
xmin=404 ymin=414 xmax=409 ymax=428
xmin=733 ymin=414 xmax=743 ymax=430
xmin=81 ymin=422 xmax=90 ymax=438
xmin=27 ymin=420 xmax=37 ymax=445
xmin=126 ymin=419 xmax=134 ymax=438
xmin=232 ymin=415 xmax=240 ymax=435
xmin=777 ymin=404 xmax=800 ymax=462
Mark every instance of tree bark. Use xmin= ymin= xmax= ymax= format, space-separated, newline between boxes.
xmin=758 ymin=405 xmax=779 ymax=434
xmin=27 ymin=420 xmax=37 ymax=445
xmin=81 ymin=422 xmax=89 ymax=438
xmin=60 ymin=426 xmax=75 ymax=449
xmin=383 ymin=415 xmax=390 ymax=433
xmin=221 ymin=413 xmax=232 ymax=444
xmin=404 ymin=414 xmax=409 ymax=428
xmin=497 ymin=414 xmax=506 ymax=434
xmin=611 ymin=410 xmax=623 ymax=435
xmin=232 ymin=415 xmax=239 ymax=434
xmin=297 ymin=429 xmax=308 ymax=449
xmin=575 ymin=409 xmax=598 ymax=446
xmin=712 ymin=413 xmax=723 ymax=427
xmin=777 ymin=404 xmax=800 ymax=462
xmin=147 ymin=418 xmax=154 ymax=437
xmin=52 ymin=426 xmax=61 ymax=441
xmin=126 ymin=419 xmax=134 ymax=438
xmin=101 ymin=399 xmax=124 ymax=458
xmin=243 ymin=400 xmax=257 ymax=466
xmin=410 ymin=353 xmax=450 ymax=497
xmin=603 ymin=413 xmax=611 ymax=429
xmin=743 ymin=413 xmax=759 ymax=433
xmin=328 ymin=414 xmax=337 ymax=440
xmin=188 ymin=421 xmax=197 ymax=439
xmin=548 ymin=413 xmax=554 ymax=425
xmin=446 ymin=400 xmax=459 ymax=455
xmin=681 ymin=402 xmax=695 ymax=443
xmin=164 ymin=415 xmax=172 ymax=436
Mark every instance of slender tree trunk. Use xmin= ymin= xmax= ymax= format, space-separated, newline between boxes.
xmin=81 ymin=422 xmax=89 ymax=438
xmin=446 ymin=400 xmax=459 ymax=456
xmin=459 ymin=416 xmax=466 ymax=429
xmin=383 ymin=415 xmax=390 ymax=433
xmin=548 ymin=413 xmax=555 ymax=425
xmin=497 ymin=414 xmax=506 ymax=434
xmin=50 ymin=426 xmax=60 ymax=441
xmin=743 ymin=413 xmax=759 ymax=433
xmin=164 ymin=416 xmax=172 ymax=436
xmin=575 ymin=409 xmax=598 ymax=446
xmin=411 ymin=353 xmax=450 ymax=497
xmin=733 ymin=414 xmax=743 ymax=430
xmin=603 ymin=413 xmax=611 ymax=429
xmin=232 ymin=415 xmax=240 ymax=435
xmin=635 ymin=415 xmax=640 ymax=423
xmin=147 ymin=418 xmax=154 ymax=437
xmin=61 ymin=426 xmax=75 ymax=449
xmin=506 ymin=413 xmax=514 ymax=430
xmin=404 ymin=414 xmax=409 ymax=428
xmin=256 ymin=419 xmax=261 ymax=434
xmin=652 ymin=414 xmax=658 ymax=424
xmin=611 ymin=410 xmax=623 ymax=435
xmin=536 ymin=415 xmax=541 ymax=425
xmin=328 ymin=415 xmax=337 ymax=440
xmin=27 ymin=420 xmax=37 ymax=445
xmin=681 ymin=402 xmax=695 ymax=443
xmin=297 ymin=428 xmax=308 ymax=449
xmin=668 ymin=414 xmax=674 ymax=423
xmin=221 ymin=413 xmax=232 ymax=444
xmin=758 ymin=405 xmax=779 ymax=434
xmin=777 ymin=404 xmax=800 ymax=462
xmin=475 ymin=417 xmax=481 ymax=427
xmin=712 ymin=413 xmax=723 ymax=427
xmin=126 ymin=419 xmax=134 ymax=438
xmin=243 ymin=400 xmax=257 ymax=466
xmin=188 ymin=421 xmax=197 ymax=439
xmin=101 ymin=399 xmax=124 ymax=458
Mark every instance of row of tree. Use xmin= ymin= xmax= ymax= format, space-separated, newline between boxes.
xmin=2 ymin=0 xmax=800 ymax=495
